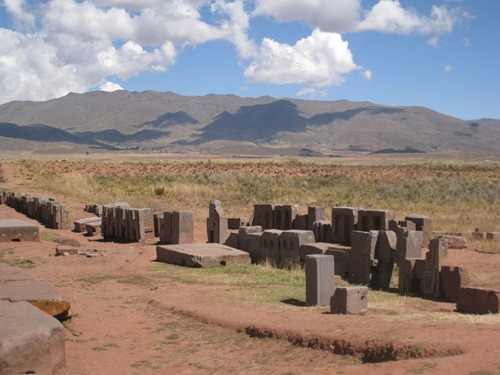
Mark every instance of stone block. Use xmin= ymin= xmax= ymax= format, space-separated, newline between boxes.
xmin=85 ymin=222 xmax=101 ymax=236
xmin=358 ymin=209 xmax=395 ymax=232
xmin=252 ymin=204 xmax=275 ymax=230
xmin=441 ymin=266 xmax=469 ymax=302
xmin=300 ymin=242 xmax=330 ymax=261
xmin=330 ymin=286 xmax=368 ymax=314
xmin=372 ymin=231 xmax=397 ymax=290
xmin=224 ymin=232 xmax=239 ymax=249
xmin=398 ymin=259 xmax=418 ymax=295
xmin=457 ymin=287 xmax=500 ymax=314
xmin=349 ymin=230 xmax=378 ymax=285
xmin=279 ymin=230 xmax=315 ymax=268
xmin=0 ymin=300 xmax=66 ymax=375
xmin=207 ymin=200 xmax=228 ymax=244
xmin=305 ymin=255 xmax=335 ymax=306
xmin=313 ymin=220 xmax=332 ymax=243
xmin=325 ymin=245 xmax=351 ymax=280
xmin=274 ymin=204 xmax=299 ymax=230
xmin=307 ymin=206 xmax=326 ymax=231
xmin=332 ymin=207 xmax=359 ymax=244
xmin=228 ymin=217 xmax=248 ymax=230
xmin=396 ymin=230 xmax=423 ymax=264
xmin=156 ymin=243 xmax=251 ymax=268
xmin=425 ymin=237 xmax=449 ymax=271
xmin=260 ymin=229 xmax=282 ymax=266
xmin=238 ymin=232 xmax=262 ymax=263
xmin=405 ymin=214 xmax=432 ymax=247
xmin=153 ymin=212 xmax=163 ymax=237
xmin=73 ymin=217 xmax=101 ymax=233
xmin=55 ymin=245 xmax=79 ymax=256
xmin=294 ymin=214 xmax=308 ymax=230
xmin=0 ymin=219 xmax=39 ymax=242
xmin=440 ymin=235 xmax=467 ymax=249
xmin=238 ymin=226 xmax=262 ymax=235
xmin=171 ymin=211 xmax=194 ymax=244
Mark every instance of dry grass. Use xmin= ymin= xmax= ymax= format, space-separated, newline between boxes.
xmin=14 ymin=158 xmax=499 ymax=235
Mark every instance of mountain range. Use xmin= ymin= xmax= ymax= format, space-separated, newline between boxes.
xmin=0 ymin=90 xmax=498 ymax=155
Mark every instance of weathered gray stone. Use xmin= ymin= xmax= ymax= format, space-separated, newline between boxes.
xmin=398 ymin=258 xmax=418 ymax=295
xmin=349 ymin=230 xmax=378 ymax=285
xmin=274 ymin=205 xmax=299 ymax=230
xmin=325 ymin=245 xmax=351 ymax=281
xmin=307 ymin=206 xmax=326 ymax=231
xmin=331 ymin=207 xmax=359 ymax=244
xmin=238 ymin=232 xmax=262 ymax=263
xmin=238 ymin=226 xmax=262 ymax=235
xmin=405 ymin=214 xmax=432 ymax=247
xmin=279 ymin=230 xmax=315 ymax=268
xmin=73 ymin=217 xmax=101 ymax=233
xmin=330 ymin=286 xmax=368 ymax=314
xmin=260 ymin=229 xmax=282 ymax=266
xmin=300 ymin=242 xmax=330 ymax=261
xmin=252 ymin=204 xmax=275 ymax=230
xmin=0 ymin=219 xmax=39 ymax=242
xmin=294 ymin=213 xmax=308 ymax=230
xmin=441 ymin=266 xmax=469 ymax=302
xmin=457 ymin=287 xmax=500 ymax=314
xmin=228 ymin=217 xmax=248 ymax=230
xmin=305 ymin=255 xmax=335 ymax=306
xmin=0 ymin=300 xmax=66 ymax=375
xmin=438 ymin=235 xmax=467 ymax=249
xmin=156 ymin=243 xmax=251 ymax=268
xmin=224 ymin=232 xmax=239 ymax=249
xmin=85 ymin=222 xmax=101 ymax=236
xmin=358 ymin=209 xmax=395 ymax=231
xmin=372 ymin=231 xmax=397 ymax=290
xmin=54 ymin=237 xmax=80 ymax=247
xmin=207 ymin=200 xmax=228 ymax=244
xmin=312 ymin=220 xmax=332 ymax=243
xmin=55 ymin=245 xmax=79 ymax=256
xmin=396 ymin=230 xmax=423 ymax=264
xmin=171 ymin=211 xmax=194 ymax=244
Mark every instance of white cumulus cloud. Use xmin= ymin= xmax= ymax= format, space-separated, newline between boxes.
xmin=362 ymin=70 xmax=372 ymax=80
xmin=245 ymin=28 xmax=359 ymax=87
xmin=444 ymin=65 xmax=453 ymax=73
xmin=100 ymin=81 xmax=124 ymax=92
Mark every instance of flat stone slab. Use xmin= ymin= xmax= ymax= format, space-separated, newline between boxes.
xmin=74 ymin=217 xmax=101 ymax=232
xmin=0 ymin=300 xmax=66 ymax=375
xmin=156 ymin=243 xmax=251 ymax=268
xmin=0 ymin=263 xmax=71 ymax=319
xmin=0 ymin=219 xmax=39 ymax=242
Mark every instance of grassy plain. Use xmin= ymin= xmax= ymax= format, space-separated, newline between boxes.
xmin=9 ymin=157 xmax=499 ymax=233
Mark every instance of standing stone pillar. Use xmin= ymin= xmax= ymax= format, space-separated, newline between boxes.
xmin=305 ymin=255 xmax=335 ymax=306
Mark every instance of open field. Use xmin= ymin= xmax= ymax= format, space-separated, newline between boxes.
xmin=0 ymin=155 xmax=499 ymax=374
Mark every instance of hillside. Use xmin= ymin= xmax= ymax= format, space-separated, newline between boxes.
xmin=0 ymin=90 xmax=498 ymax=155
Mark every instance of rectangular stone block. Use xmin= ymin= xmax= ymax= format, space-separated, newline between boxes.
xmin=398 ymin=258 xmax=418 ymax=295
xmin=252 ymin=204 xmax=275 ymax=230
xmin=396 ymin=230 xmax=423 ymax=264
xmin=307 ymin=206 xmax=326 ymax=231
xmin=312 ymin=220 xmax=332 ymax=243
xmin=73 ymin=217 xmax=101 ymax=233
xmin=153 ymin=212 xmax=163 ymax=237
xmin=330 ymin=286 xmax=368 ymax=314
xmin=300 ymin=242 xmax=330 ymax=261
xmin=349 ymin=230 xmax=378 ymax=285
xmin=260 ymin=229 xmax=282 ymax=266
xmin=457 ymin=287 xmax=500 ymax=314
xmin=274 ymin=205 xmax=299 ymax=230
xmin=238 ymin=226 xmax=262 ymax=235
xmin=294 ymin=214 xmax=308 ymax=230
xmin=238 ymin=232 xmax=262 ymax=263
xmin=325 ymin=245 xmax=351 ymax=281
xmin=159 ymin=212 xmax=173 ymax=244
xmin=156 ymin=243 xmax=251 ymax=268
xmin=171 ymin=211 xmax=194 ymax=244
xmin=305 ymin=255 xmax=335 ymax=306
xmin=228 ymin=217 xmax=248 ymax=230
xmin=439 ymin=235 xmax=467 ymax=249
xmin=0 ymin=219 xmax=39 ymax=242
xmin=332 ymin=207 xmax=359 ymax=244
xmin=207 ymin=200 xmax=228 ymax=244
xmin=279 ymin=230 xmax=315 ymax=268
xmin=85 ymin=222 xmax=101 ymax=237
xmin=441 ymin=266 xmax=469 ymax=302
xmin=425 ymin=237 xmax=449 ymax=271
xmin=405 ymin=214 xmax=432 ymax=247
xmin=224 ymin=232 xmax=239 ymax=249
xmin=372 ymin=230 xmax=397 ymax=290
xmin=358 ymin=209 xmax=395 ymax=232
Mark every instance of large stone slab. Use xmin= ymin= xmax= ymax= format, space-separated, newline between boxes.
xmin=156 ymin=243 xmax=251 ymax=268
xmin=0 ymin=263 xmax=71 ymax=319
xmin=0 ymin=219 xmax=39 ymax=242
xmin=456 ymin=287 xmax=500 ymax=314
xmin=0 ymin=300 xmax=66 ymax=375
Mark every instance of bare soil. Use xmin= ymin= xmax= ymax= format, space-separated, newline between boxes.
xmin=1 ymin=163 xmax=499 ymax=375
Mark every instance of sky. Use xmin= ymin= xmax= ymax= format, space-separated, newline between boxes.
xmin=0 ymin=0 xmax=498 ymax=120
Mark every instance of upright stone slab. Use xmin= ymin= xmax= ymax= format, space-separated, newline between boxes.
xmin=50 ymin=203 xmax=68 ymax=229
xmin=331 ymin=286 xmax=368 ymax=314
xmin=349 ymin=231 xmax=378 ymax=285
xmin=153 ymin=212 xmax=163 ymax=237
xmin=260 ymin=229 xmax=282 ymax=266
xmin=396 ymin=230 xmax=423 ymax=264
xmin=228 ymin=217 xmax=248 ymax=230
xmin=172 ymin=211 xmax=194 ymax=244
xmin=405 ymin=214 xmax=432 ymax=247
xmin=294 ymin=214 xmax=308 ymax=230
xmin=313 ymin=220 xmax=332 ymax=243
xmin=305 ymin=255 xmax=335 ymax=306
xmin=441 ymin=266 xmax=469 ymax=302
xmin=238 ymin=232 xmax=262 ymax=263
xmin=325 ymin=245 xmax=351 ymax=281
xmin=252 ymin=204 xmax=275 ymax=230
xmin=274 ymin=205 xmax=299 ymax=230
xmin=300 ymin=242 xmax=330 ymax=262
xmin=307 ymin=206 xmax=326 ymax=231
xmin=332 ymin=207 xmax=359 ymax=244
xmin=207 ymin=200 xmax=228 ymax=244
xmin=0 ymin=300 xmax=66 ymax=375
xmin=357 ymin=209 xmax=395 ymax=232
xmin=372 ymin=230 xmax=397 ymax=290
xmin=0 ymin=219 xmax=39 ymax=242
xmin=398 ymin=258 xmax=418 ymax=295
xmin=457 ymin=287 xmax=500 ymax=314
xmin=423 ymin=237 xmax=449 ymax=297
xmin=279 ymin=230 xmax=315 ymax=268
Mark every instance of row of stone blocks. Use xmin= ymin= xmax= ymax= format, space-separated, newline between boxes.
xmin=250 ymin=203 xmax=432 ymax=246
xmin=0 ymin=188 xmax=68 ymax=229
xmin=101 ymin=202 xmax=155 ymax=242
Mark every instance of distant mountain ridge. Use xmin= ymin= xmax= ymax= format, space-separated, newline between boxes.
xmin=0 ymin=90 xmax=498 ymax=155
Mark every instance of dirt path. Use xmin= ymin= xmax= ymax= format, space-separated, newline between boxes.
xmin=1 ymin=188 xmax=499 ymax=374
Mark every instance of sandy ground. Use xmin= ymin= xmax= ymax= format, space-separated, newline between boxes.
xmin=1 ymin=164 xmax=500 ymax=375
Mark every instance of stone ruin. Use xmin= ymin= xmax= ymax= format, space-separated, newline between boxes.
xmin=0 ymin=188 xmax=68 ymax=229
xmin=100 ymin=203 xmax=155 ymax=242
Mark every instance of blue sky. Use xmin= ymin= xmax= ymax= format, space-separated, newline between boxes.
xmin=0 ymin=0 xmax=498 ymax=120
